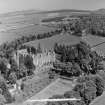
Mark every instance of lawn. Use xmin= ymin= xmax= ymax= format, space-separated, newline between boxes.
xmin=22 ymin=78 xmax=74 ymax=105
xmin=24 ymin=33 xmax=82 ymax=51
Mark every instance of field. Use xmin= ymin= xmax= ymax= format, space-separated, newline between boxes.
xmin=82 ymin=34 xmax=105 ymax=55
xmin=82 ymin=34 xmax=105 ymax=47
xmin=24 ymin=33 xmax=82 ymax=51
xmin=0 ymin=24 xmax=56 ymax=45
xmin=22 ymin=78 xmax=74 ymax=105
xmin=0 ymin=12 xmax=57 ymax=45
xmin=0 ymin=9 xmax=91 ymax=45
xmin=15 ymin=69 xmax=55 ymax=102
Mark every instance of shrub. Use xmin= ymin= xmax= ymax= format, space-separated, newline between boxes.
xmin=8 ymin=72 xmax=17 ymax=84
xmin=0 ymin=76 xmax=13 ymax=103
xmin=93 ymin=75 xmax=105 ymax=96
xmin=0 ymin=94 xmax=6 ymax=105
xmin=64 ymin=90 xmax=81 ymax=99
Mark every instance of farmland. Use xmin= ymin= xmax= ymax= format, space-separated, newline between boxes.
xmin=0 ymin=24 xmax=56 ymax=45
xmin=0 ymin=11 xmax=56 ymax=45
xmin=0 ymin=9 xmax=91 ymax=45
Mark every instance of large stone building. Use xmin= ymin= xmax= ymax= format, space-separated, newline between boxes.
xmin=32 ymin=51 xmax=55 ymax=68
xmin=13 ymin=48 xmax=56 ymax=71
xmin=13 ymin=49 xmax=28 ymax=67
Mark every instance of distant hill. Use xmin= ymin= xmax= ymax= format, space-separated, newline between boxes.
xmin=39 ymin=9 xmax=92 ymax=18
xmin=39 ymin=9 xmax=91 ymax=14
xmin=0 ymin=9 xmax=92 ymax=17
xmin=0 ymin=9 xmax=41 ymax=17
xmin=92 ymin=8 xmax=105 ymax=14
xmin=1 ymin=8 xmax=105 ymax=19
xmin=2 ymin=8 xmax=105 ymax=18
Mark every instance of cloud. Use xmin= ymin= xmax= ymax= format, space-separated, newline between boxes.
xmin=0 ymin=0 xmax=104 ymax=13
xmin=0 ymin=0 xmax=8 ymax=13
xmin=72 ymin=0 xmax=105 ymax=10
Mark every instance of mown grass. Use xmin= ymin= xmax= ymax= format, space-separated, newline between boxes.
xmin=14 ymin=69 xmax=58 ymax=103
xmin=24 ymin=33 xmax=82 ymax=51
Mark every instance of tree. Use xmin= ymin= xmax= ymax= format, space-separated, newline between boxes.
xmin=0 ymin=76 xmax=13 ymax=103
xmin=37 ymin=43 xmax=42 ymax=53
xmin=19 ymin=64 xmax=27 ymax=78
xmin=64 ymin=90 xmax=81 ymax=99
xmin=93 ymin=75 xmax=105 ymax=96
xmin=48 ymin=69 xmax=56 ymax=79
xmin=0 ymin=94 xmax=6 ymax=105
xmin=73 ymin=78 xmax=97 ymax=105
xmin=24 ymin=55 xmax=35 ymax=75
xmin=71 ymin=63 xmax=82 ymax=76
xmin=0 ymin=51 xmax=5 ymax=58
xmin=10 ymin=58 xmax=18 ymax=72
xmin=54 ymin=43 xmax=59 ymax=54
xmin=8 ymin=72 xmax=17 ymax=84
xmin=50 ymin=95 xmax=64 ymax=99
xmin=24 ymin=55 xmax=34 ymax=69
xmin=73 ymin=100 xmax=86 ymax=105
xmin=31 ymin=47 xmax=36 ymax=54
xmin=46 ymin=101 xmax=61 ymax=105
xmin=80 ymin=59 xmax=90 ymax=74
xmin=73 ymin=83 xmax=84 ymax=96
xmin=27 ymin=47 xmax=31 ymax=54
xmin=0 ymin=58 xmax=7 ymax=74
xmin=82 ymin=80 xmax=96 ymax=104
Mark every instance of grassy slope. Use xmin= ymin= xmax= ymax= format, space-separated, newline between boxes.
xmin=0 ymin=25 xmax=56 ymax=45
xmin=24 ymin=33 xmax=82 ymax=50
xmin=82 ymin=34 xmax=105 ymax=55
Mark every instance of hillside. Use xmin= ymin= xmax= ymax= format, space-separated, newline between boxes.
xmin=0 ymin=10 xmax=41 ymax=17
xmin=39 ymin=9 xmax=91 ymax=14
xmin=92 ymin=8 xmax=105 ymax=14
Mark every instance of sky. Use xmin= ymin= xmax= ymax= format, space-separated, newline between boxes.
xmin=0 ymin=0 xmax=105 ymax=14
